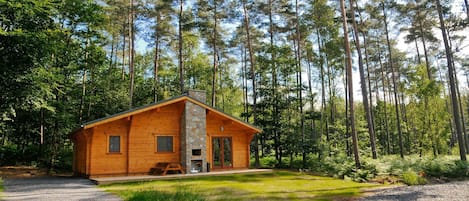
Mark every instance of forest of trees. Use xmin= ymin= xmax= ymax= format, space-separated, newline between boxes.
xmin=1 ymin=0 xmax=469 ymax=170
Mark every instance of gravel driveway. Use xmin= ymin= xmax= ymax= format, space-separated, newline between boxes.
xmin=2 ymin=176 xmax=122 ymax=201
xmin=359 ymin=180 xmax=469 ymax=201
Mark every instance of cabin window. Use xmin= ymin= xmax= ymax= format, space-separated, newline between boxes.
xmin=156 ymin=136 xmax=173 ymax=152
xmin=109 ymin=136 xmax=121 ymax=153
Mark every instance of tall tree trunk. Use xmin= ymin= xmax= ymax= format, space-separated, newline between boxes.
xmin=382 ymin=3 xmax=404 ymax=158
xmin=436 ymin=0 xmax=466 ymax=161
xmin=294 ymin=0 xmax=306 ymax=167
xmin=344 ymin=62 xmax=351 ymax=157
xmin=109 ymin=36 xmax=115 ymax=70
xmin=419 ymin=19 xmax=432 ymax=80
xmin=464 ymin=0 xmax=469 ymax=23
xmin=129 ymin=0 xmax=135 ymax=109
xmin=349 ymin=0 xmax=377 ymax=159
xmin=211 ymin=1 xmax=218 ymax=107
xmin=79 ymin=40 xmax=89 ymax=124
xmin=178 ymin=0 xmax=185 ymax=93
xmin=122 ymin=19 xmax=126 ymax=80
xmin=268 ymin=0 xmax=281 ymax=165
xmin=241 ymin=45 xmax=249 ymax=122
xmin=340 ymin=0 xmax=360 ymax=168
xmin=242 ymin=0 xmax=259 ymax=167
xmin=153 ymin=13 xmax=161 ymax=103
xmin=376 ymin=40 xmax=391 ymax=154
xmin=317 ymin=31 xmax=327 ymax=157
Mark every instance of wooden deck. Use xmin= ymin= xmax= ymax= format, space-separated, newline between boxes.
xmin=91 ymin=169 xmax=273 ymax=185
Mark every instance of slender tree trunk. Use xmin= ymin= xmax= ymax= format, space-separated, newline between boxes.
xmin=436 ymin=0 xmax=466 ymax=161
xmin=317 ymin=31 xmax=328 ymax=157
xmin=110 ymin=36 xmax=114 ymax=70
xmin=242 ymin=0 xmax=259 ymax=167
xmin=211 ymin=2 xmax=218 ymax=107
xmin=382 ymin=3 xmax=404 ymax=158
xmin=122 ymin=20 xmax=126 ymax=80
xmin=268 ymin=0 xmax=281 ymax=165
xmin=153 ymin=14 xmax=161 ymax=103
xmin=340 ymin=0 xmax=360 ymax=168
xmin=241 ymin=46 xmax=248 ymax=122
xmin=178 ymin=0 xmax=185 ymax=93
xmin=294 ymin=0 xmax=306 ymax=167
xmin=129 ymin=0 xmax=135 ymax=108
xmin=464 ymin=0 xmax=469 ymax=23
xmin=349 ymin=0 xmax=377 ymax=159
xmin=343 ymin=54 xmax=351 ymax=157
xmin=454 ymin=67 xmax=469 ymax=152
xmin=419 ymin=20 xmax=432 ymax=80
xmin=79 ymin=40 xmax=89 ymax=124
xmin=376 ymin=40 xmax=391 ymax=155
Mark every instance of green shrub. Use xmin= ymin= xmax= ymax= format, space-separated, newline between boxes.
xmin=401 ymin=170 xmax=426 ymax=185
xmin=422 ymin=158 xmax=469 ymax=178
xmin=307 ymin=155 xmax=377 ymax=182
xmin=127 ymin=189 xmax=205 ymax=201
xmin=449 ymin=160 xmax=469 ymax=177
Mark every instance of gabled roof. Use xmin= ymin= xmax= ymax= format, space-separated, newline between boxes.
xmin=74 ymin=94 xmax=262 ymax=134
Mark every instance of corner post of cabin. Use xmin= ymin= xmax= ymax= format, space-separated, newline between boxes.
xmin=126 ymin=115 xmax=133 ymax=175
xmin=85 ymin=128 xmax=93 ymax=177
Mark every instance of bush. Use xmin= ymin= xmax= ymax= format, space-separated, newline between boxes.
xmin=307 ymin=155 xmax=377 ymax=182
xmin=401 ymin=170 xmax=426 ymax=185
xmin=423 ymin=159 xmax=469 ymax=178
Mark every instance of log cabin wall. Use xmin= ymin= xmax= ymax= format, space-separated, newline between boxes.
xmin=206 ymin=112 xmax=253 ymax=169
xmin=87 ymin=103 xmax=183 ymax=176
xmin=127 ymin=103 xmax=182 ymax=174
xmin=72 ymin=129 xmax=87 ymax=175
xmin=89 ymin=118 xmax=128 ymax=176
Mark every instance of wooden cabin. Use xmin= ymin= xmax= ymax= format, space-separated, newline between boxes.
xmin=70 ymin=90 xmax=261 ymax=177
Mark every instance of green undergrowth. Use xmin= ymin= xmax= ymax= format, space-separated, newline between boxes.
xmin=101 ymin=171 xmax=380 ymax=201
xmin=256 ymin=154 xmax=469 ymax=186
xmin=367 ymin=155 xmax=469 ymax=185
xmin=0 ymin=177 xmax=4 ymax=199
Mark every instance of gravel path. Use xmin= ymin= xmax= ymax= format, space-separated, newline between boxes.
xmin=359 ymin=180 xmax=469 ymax=201
xmin=2 ymin=176 xmax=122 ymax=201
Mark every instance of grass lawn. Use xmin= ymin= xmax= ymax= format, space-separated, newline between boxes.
xmin=101 ymin=171 xmax=382 ymax=201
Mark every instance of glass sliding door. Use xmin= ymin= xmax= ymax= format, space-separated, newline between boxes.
xmin=212 ymin=137 xmax=232 ymax=168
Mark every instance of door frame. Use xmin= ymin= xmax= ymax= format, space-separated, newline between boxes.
xmin=211 ymin=136 xmax=233 ymax=169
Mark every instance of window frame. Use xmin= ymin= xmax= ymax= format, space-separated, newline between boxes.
xmin=108 ymin=135 xmax=121 ymax=154
xmin=155 ymin=135 xmax=174 ymax=153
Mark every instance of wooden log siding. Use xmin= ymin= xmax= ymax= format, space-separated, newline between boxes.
xmin=71 ymin=94 xmax=261 ymax=177
xmin=206 ymin=112 xmax=254 ymax=169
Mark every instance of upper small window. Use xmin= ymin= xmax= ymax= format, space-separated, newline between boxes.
xmin=109 ymin=136 xmax=121 ymax=153
xmin=157 ymin=136 xmax=173 ymax=152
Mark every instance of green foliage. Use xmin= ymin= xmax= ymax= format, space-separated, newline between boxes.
xmin=303 ymin=155 xmax=377 ymax=182
xmin=370 ymin=155 xmax=469 ymax=184
xmin=422 ymin=159 xmax=469 ymax=178
xmin=126 ymin=188 xmax=205 ymax=201
xmin=401 ymin=170 xmax=427 ymax=185
xmin=0 ymin=144 xmax=41 ymax=166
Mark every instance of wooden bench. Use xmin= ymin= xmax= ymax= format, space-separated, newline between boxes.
xmin=150 ymin=162 xmax=185 ymax=176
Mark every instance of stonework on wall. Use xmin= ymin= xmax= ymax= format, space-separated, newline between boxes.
xmin=180 ymin=90 xmax=207 ymax=173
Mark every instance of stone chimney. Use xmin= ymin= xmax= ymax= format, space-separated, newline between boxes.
xmin=186 ymin=89 xmax=206 ymax=103
xmin=180 ymin=90 xmax=207 ymax=173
